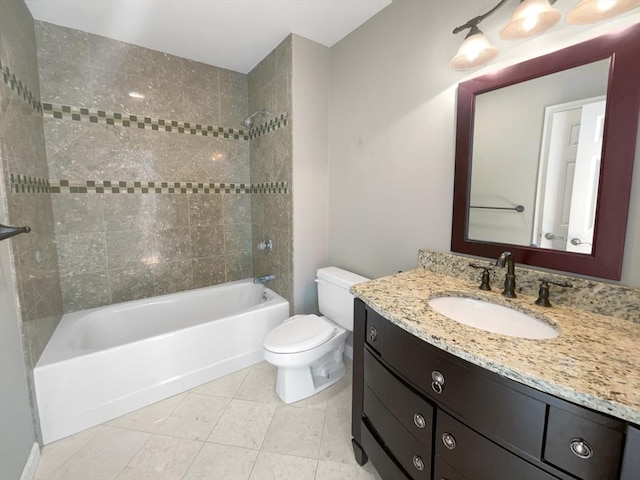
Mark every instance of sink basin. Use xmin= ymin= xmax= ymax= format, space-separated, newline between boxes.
xmin=428 ymin=297 xmax=559 ymax=339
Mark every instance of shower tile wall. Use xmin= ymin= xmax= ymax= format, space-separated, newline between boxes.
xmin=35 ymin=22 xmax=254 ymax=313
xmin=249 ymin=36 xmax=293 ymax=304
xmin=0 ymin=1 xmax=64 ymax=372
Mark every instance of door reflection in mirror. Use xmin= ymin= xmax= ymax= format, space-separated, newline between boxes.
xmin=532 ymin=97 xmax=606 ymax=254
xmin=467 ymin=59 xmax=610 ymax=254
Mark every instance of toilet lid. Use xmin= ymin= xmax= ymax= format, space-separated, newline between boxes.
xmin=264 ymin=315 xmax=337 ymax=353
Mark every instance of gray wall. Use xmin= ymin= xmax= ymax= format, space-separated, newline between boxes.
xmin=292 ymin=35 xmax=330 ymax=314
xmin=35 ymin=22 xmax=254 ymax=313
xmin=0 ymin=0 xmax=61 ymax=473
xmin=249 ymin=36 xmax=293 ymax=305
xmin=328 ymin=0 xmax=640 ymax=287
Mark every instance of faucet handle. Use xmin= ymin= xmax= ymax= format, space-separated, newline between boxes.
xmin=535 ymin=279 xmax=572 ymax=307
xmin=469 ymin=263 xmax=492 ymax=291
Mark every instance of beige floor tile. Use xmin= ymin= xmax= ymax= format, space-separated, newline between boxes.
xmin=193 ymin=367 xmax=251 ymax=398
xmin=48 ymin=426 xmax=150 ymax=480
xmin=326 ymin=370 xmax=353 ymax=411
xmin=36 ymin=426 xmax=104 ymax=480
xmin=318 ymin=403 xmax=354 ymax=464
xmin=234 ymin=362 xmax=280 ymax=404
xmin=107 ymin=393 xmax=187 ymax=433
xmin=315 ymin=459 xmax=382 ymax=480
xmin=156 ymin=392 xmax=230 ymax=441
xmin=115 ymin=434 xmax=202 ymax=480
xmin=208 ymin=399 xmax=277 ymax=449
xmin=248 ymin=451 xmax=317 ymax=480
xmin=261 ymin=405 xmax=326 ymax=458
xmin=184 ymin=443 xmax=259 ymax=480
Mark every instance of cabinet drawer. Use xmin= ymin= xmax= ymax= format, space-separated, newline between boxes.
xmin=433 ymin=456 xmax=467 ymax=480
xmin=365 ymin=309 xmax=386 ymax=354
xmin=364 ymin=350 xmax=434 ymax=447
xmin=364 ymin=385 xmax=430 ymax=480
xmin=361 ymin=419 xmax=411 ymax=480
xmin=543 ymin=406 xmax=624 ymax=480
xmin=384 ymin=319 xmax=546 ymax=457
xmin=436 ymin=411 xmax=558 ymax=480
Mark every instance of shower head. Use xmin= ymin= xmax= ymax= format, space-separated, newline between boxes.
xmin=240 ymin=110 xmax=269 ymax=130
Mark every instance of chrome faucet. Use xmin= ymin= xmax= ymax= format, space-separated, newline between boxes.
xmin=254 ymin=274 xmax=276 ymax=284
xmin=495 ymin=251 xmax=517 ymax=298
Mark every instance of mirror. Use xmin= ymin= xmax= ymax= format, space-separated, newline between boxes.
xmin=452 ymin=24 xmax=640 ymax=280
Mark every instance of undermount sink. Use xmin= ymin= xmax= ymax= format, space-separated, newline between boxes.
xmin=428 ymin=297 xmax=559 ymax=340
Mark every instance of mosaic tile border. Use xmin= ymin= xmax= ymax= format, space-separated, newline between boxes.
xmin=0 ymin=60 xmax=43 ymax=113
xmin=9 ymin=174 xmax=51 ymax=193
xmin=42 ymin=103 xmax=249 ymax=139
xmin=9 ymin=175 xmax=288 ymax=194
xmin=42 ymin=103 xmax=289 ymax=140
xmin=249 ymin=114 xmax=288 ymax=139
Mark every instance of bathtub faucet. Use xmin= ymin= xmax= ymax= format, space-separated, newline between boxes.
xmin=254 ymin=274 xmax=276 ymax=284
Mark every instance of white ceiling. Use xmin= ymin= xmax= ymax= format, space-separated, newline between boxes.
xmin=24 ymin=0 xmax=392 ymax=73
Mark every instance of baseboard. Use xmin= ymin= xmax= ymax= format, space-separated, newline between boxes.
xmin=20 ymin=442 xmax=40 ymax=480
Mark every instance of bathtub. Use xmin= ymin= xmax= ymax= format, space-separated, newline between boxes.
xmin=34 ymin=279 xmax=289 ymax=444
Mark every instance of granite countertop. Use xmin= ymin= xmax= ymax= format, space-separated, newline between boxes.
xmin=351 ymin=268 xmax=640 ymax=425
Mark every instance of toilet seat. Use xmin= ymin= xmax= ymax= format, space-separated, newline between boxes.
xmin=263 ymin=315 xmax=337 ymax=354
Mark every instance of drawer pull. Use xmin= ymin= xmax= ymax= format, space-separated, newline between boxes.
xmin=368 ymin=326 xmax=378 ymax=342
xmin=413 ymin=413 xmax=426 ymax=429
xmin=431 ymin=370 xmax=445 ymax=394
xmin=412 ymin=455 xmax=425 ymax=471
xmin=570 ymin=438 xmax=593 ymax=459
xmin=442 ymin=432 xmax=457 ymax=450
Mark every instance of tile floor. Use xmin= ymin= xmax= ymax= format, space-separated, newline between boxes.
xmin=35 ymin=360 xmax=382 ymax=480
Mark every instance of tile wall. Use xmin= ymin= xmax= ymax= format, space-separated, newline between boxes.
xmin=249 ymin=36 xmax=293 ymax=304
xmin=34 ymin=22 xmax=266 ymax=313
xmin=0 ymin=0 xmax=64 ymax=377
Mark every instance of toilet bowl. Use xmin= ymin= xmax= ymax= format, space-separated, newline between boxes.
xmin=263 ymin=267 xmax=368 ymax=404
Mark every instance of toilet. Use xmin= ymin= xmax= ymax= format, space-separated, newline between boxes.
xmin=263 ymin=267 xmax=369 ymax=404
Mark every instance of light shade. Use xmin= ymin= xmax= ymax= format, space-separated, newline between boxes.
xmin=567 ymin=0 xmax=640 ymax=24
xmin=449 ymin=29 xmax=499 ymax=71
xmin=500 ymin=0 xmax=562 ymax=39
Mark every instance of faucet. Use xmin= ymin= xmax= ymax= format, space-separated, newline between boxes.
xmin=254 ymin=274 xmax=276 ymax=284
xmin=495 ymin=251 xmax=517 ymax=298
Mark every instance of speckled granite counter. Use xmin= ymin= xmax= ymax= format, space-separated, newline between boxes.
xmin=351 ymin=268 xmax=640 ymax=425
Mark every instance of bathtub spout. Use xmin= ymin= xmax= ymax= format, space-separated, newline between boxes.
xmin=254 ymin=274 xmax=276 ymax=284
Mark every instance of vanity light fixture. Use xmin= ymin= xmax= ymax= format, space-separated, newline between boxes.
xmin=566 ymin=0 xmax=640 ymax=24
xmin=449 ymin=0 xmax=638 ymax=70
xmin=500 ymin=0 xmax=562 ymax=39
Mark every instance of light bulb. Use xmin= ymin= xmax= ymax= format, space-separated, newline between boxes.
xmin=500 ymin=0 xmax=562 ymax=40
xmin=567 ymin=0 xmax=640 ymax=24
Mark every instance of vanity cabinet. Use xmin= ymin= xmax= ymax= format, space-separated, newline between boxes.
xmin=351 ymin=299 xmax=639 ymax=480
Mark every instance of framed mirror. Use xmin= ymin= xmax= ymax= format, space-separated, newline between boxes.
xmin=451 ymin=24 xmax=640 ymax=280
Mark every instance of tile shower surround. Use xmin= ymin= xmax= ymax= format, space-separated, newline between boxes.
xmin=0 ymin=0 xmax=64 ymax=382
xmin=32 ymin=22 xmax=293 ymax=313
xmin=249 ymin=36 xmax=294 ymax=307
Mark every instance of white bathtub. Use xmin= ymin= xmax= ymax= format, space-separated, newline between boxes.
xmin=34 ymin=279 xmax=289 ymax=444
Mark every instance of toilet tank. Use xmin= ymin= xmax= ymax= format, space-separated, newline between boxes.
xmin=317 ymin=267 xmax=369 ymax=330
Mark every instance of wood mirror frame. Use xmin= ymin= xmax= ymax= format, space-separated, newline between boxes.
xmin=451 ymin=24 xmax=640 ymax=280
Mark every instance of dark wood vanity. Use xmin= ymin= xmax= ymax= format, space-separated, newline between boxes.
xmin=351 ymin=299 xmax=640 ymax=480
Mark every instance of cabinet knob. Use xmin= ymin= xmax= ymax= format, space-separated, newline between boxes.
xmin=412 ymin=455 xmax=425 ymax=471
xmin=442 ymin=432 xmax=456 ymax=450
xmin=413 ymin=413 xmax=426 ymax=429
xmin=431 ymin=370 xmax=445 ymax=394
xmin=570 ymin=438 xmax=593 ymax=459
xmin=368 ymin=326 xmax=378 ymax=342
